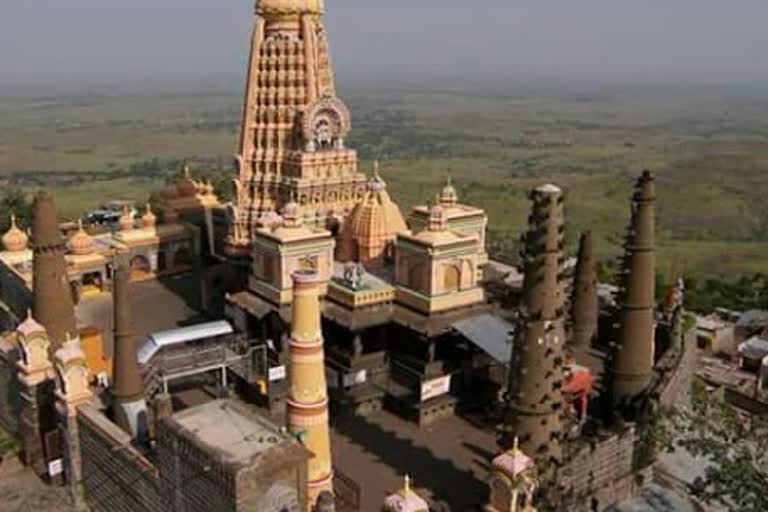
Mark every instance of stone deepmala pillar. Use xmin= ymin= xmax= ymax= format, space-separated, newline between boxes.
xmin=287 ymin=270 xmax=333 ymax=510
xmin=111 ymin=268 xmax=147 ymax=439
xmin=505 ymin=184 xmax=566 ymax=466
xmin=15 ymin=313 xmax=55 ymax=476
xmin=610 ymin=171 xmax=656 ymax=405
xmin=569 ymin=231 xmax=598 ymax=353
xmin=53 ymin=334 xmax=92 ymax=507
xmin=31 ymin=192 xmax=77 ymax=359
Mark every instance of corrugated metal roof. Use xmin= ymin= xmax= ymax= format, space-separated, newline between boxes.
xmin=137 ymin=320 xmax=233 ymax=365
xmin=452 ymin=314 xmax=514 ymax=363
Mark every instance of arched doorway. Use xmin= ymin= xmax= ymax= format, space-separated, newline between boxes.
xmin=81 ymin=271 xmax=103 ymax=298
xmin=443 ymin=264 xmax=460 ymax=293
xmin=129 ymin=255 xmax=151 ymax=281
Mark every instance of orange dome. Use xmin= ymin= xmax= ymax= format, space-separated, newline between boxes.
xmin=69 ymin=219 xmax=94 ymax=255
xmin=119 ymin=206 xmax=135 ymax=231
xmin=176 ymin=166 xmax=199 ymax=197
xmin=142 ymin=204 xmax=157 ymax=229
xmin=342 ymin=168 xmax=407 ymax=267
xmin=2 ymin=214 xmax=29 ymax=252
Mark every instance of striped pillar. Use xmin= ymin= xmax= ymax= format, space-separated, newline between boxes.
xmin=287 ymin=270 xmax=333 ymax=509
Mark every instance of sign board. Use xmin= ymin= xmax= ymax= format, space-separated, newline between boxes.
xmin=268 ymin=365 xmax=286 ymax=382
xmin=343 ymin=369 xmax=367 ymax=388
xmin=48 ymin=458 xmax=63 ymax=477
xmin=420 ymin=375 xmax=452 ymax=402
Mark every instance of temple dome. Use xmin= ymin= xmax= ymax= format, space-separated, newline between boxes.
xmin=256 ymin=0 xmax=324 ymax=16
xmin=3 ymin=214 xmax=29 ymax=252
xmin=141 ymin=204 xmax=157 ymax=229
xmin=16 ymin=310 xmax=46 ymax=338
xmin=440 ymin=177 xmax=458 ymax=207
xmin=163 ymin=204 xmax=179 ymax=225
xmin=282 ymin=198 xmax=303 ymax=228
xmin=383 ymin=476 xmax=429 ymax=512
xmin=119 ymin=206 xmax=135 ymax=231
xmin=176 ymin=166 xmax=199 ymax=197
xmin=69 ymin=220 xmax=95 ymax=256
xmin=340 ymin=166 xmax=407 ymax=267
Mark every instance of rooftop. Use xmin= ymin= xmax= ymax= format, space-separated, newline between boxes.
xmin=166 ymin=399 xmax=307 ymax=469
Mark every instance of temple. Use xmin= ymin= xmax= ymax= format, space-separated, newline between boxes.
xmin=0 ymin=2 xmax=689 ymax=512
xmin=226 ymin=0 xmax=365 ymax=257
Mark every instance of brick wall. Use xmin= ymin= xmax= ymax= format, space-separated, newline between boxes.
xmin=560 ymin=427 xmax=637 ymax=510
xmin=155 ymin=421 xmax=237 ymax=511
xmin=78 ymin=404 xmax=167 ymax=512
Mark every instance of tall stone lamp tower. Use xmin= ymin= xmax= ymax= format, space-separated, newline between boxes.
xmin=504 ymin=184 xmax=567 ymax=466
xmin=610 ymin=171 xmax=656 ymax=406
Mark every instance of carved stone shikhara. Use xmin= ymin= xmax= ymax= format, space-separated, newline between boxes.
xmin=227 ymin=0 xmax=365 ymax=255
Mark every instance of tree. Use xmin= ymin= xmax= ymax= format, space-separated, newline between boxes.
xmin=671 ymin=380 xmax=768 ymax=512
xmin=0 ymin=188 xmax=32 ymax=232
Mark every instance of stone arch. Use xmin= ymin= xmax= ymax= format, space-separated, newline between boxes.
xmin=489 ymin=475 xmax=513 ymax=511
xmin=129 ymin=254 xmax=151 ymax=281
xmin=443 ymin=264 xmax=461 ymax=293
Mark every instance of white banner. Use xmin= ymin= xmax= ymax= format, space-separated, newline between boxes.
xmin=268 ymin=365 xmax=286 ymax=382
xmin=421 ymin=374 xmax=452 ymax=402
xmin=343 ymin=369 xmax=367 ymax=388
xmin=48 ymin=459 xmax=63 ymax=477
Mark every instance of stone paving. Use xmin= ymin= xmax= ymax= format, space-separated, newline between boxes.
xmin=0 ymin=456 xmax=74 ymax=512
xmin=331 ymin=409 xmax=498 ymax=512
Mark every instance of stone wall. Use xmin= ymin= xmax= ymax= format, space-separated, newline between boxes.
xmin=155 ymin=419 xmax=237 ymax=512
xmin=77 ymin=404 xmax=166 ymax=512
xmin=559 ymin=426 xmax=638 ymax=511
xmin=0 ymin=341 xmax=21 ymax=435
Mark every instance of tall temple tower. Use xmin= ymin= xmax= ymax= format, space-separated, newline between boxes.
xmin=569 ymin=231 xmax=598 ymax=352
xmin=32 ymin=192 xmax=77 ymax=358
xmin=610 ymin=171 xmax=656 ymax=405
xmin=287 ymin=270 xmax=333 ymax=509
xmin=227 ymin=0 xmax=365 ymax=255
xmin=505 ymin=184 xmax=566 ymax=466
xmin=111 ymin=267 xmax=147 ymax=438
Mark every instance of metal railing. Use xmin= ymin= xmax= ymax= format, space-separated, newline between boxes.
xmin=143 ymin=340 xmax=266 ymax=397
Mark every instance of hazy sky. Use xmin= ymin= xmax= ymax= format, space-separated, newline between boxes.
xmin=1 ymin=0 xmax=767 ymax=90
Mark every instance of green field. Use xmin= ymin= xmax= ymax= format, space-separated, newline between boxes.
xmin=0 ymin=84 xmax=766 ymax=280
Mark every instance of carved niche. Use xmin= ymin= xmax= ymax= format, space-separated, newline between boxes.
xmin=302 ymin=96 xmax=351 ymax=152
xmin=18 ymin=331 xmax=50 ymax=371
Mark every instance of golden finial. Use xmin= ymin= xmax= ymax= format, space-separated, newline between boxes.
xmin=26 ymin=308 xmax=32 ymax=320
xmin=446 ymin=176 xmax=452 ymax=186
xmin=183 ymin=164 xmax=190 ymax=178
xmin=373 ymin=160 xmax=380 ymax=178
xmin=146 ymin=203 xmax=153 ymax=214
xmin=10 ymin=213 xmax=17 ymax=228
xmin=404 ymin=474 xmax=411 ymax=493
xmin=512 ymin=436 xmax=520 ymax=453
